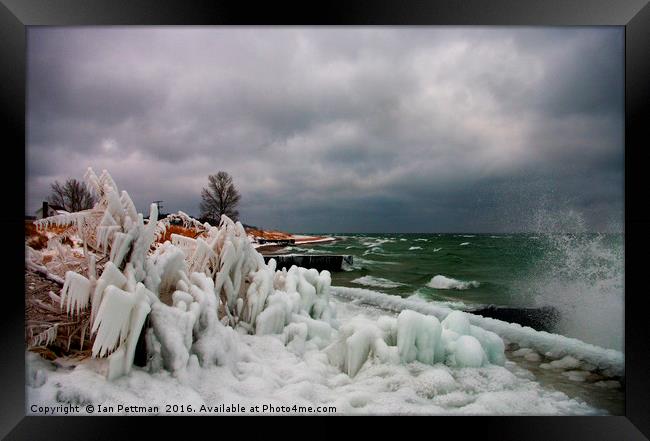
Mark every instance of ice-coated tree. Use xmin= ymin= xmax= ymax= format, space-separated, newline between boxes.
xmin=48 ymin=178 xmax=96 ymax=212
xmin=200 ymin=171 xmax=241 ymax=224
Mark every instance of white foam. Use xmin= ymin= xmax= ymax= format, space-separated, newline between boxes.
xmin=352 ymin=276 xmax=404 ymax=289
xmin=427 ymin=275 xmax=480 ymax=290
xmin=459 ymin=242 xmax=470 ymax=246
xmin=409 ymin=246 xmax=422 ymax=250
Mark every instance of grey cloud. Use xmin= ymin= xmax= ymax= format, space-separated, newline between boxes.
xmin=27 ymin=27 xmax=624 ymax=232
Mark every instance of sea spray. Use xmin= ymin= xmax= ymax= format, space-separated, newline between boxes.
xmin=523 ymin=210 xmax=624 ymax=351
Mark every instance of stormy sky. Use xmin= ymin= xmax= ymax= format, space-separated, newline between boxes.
xmin=26 ymin=27 xmax=624 ymax=233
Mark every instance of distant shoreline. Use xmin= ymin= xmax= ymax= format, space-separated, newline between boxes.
xmin=256 ymin=235 xmax=337 ymax=255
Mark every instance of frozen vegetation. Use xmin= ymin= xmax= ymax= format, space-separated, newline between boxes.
xmin=25 ymin=169 xmax=621 ymax=415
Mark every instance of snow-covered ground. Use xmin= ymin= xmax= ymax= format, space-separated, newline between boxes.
xmin=26 ymin=297 xmax=603 ymax=416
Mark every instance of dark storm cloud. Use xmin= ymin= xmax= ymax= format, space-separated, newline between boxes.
xmin=26 ymin=27 xmax=623 ymax=232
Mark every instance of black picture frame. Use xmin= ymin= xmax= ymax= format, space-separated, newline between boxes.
xmin=2 ymin=0 xmax=648 ymax=439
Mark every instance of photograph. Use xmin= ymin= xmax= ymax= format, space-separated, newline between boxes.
xmin=24 ymin=26 xmax=625 ymax=416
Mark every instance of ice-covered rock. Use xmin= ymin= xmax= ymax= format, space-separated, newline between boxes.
xmin=397 ymin=310 xmax=442 ymax=365
xmin=449 ymin=335 xmax=485 ymax=368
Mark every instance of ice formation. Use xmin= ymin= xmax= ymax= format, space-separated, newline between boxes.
xmin=322 ymin=307 xmax=507 ymax=377
xmin=59 ymin=272 xmax=91 ymax=316
xmin=29 ymin=168 xmax=342 ymax=380
xmin=332 ymin=286 xmax=623 ymax=376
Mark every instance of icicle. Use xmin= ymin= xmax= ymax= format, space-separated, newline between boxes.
xmin=31 ymin=324 xmax=58 ymax=347
xmin=91 ymin=286 xmax=136 ymax=358
xmin=110 ymin=231 xmax=133 ymax=268
xmin=76 ymin=216 xmax=88 ymax=257
xmin=35 ymin=211 xmax=88 ymax=230
xmin=84 ymin=167 xmax=102 ymax=196
xmin=124 ymin=263 xmax=137 ymax=293
xmin=60 ymin=271 xmax=91 ymax=316
xmin=97 ymin=225 xmax=121 ymax=252
xmin=99 ymin=169 xmax=119 ymax=193
xmin=189 ymin=238 xmax=217 ymax=274
xmin=78 ymin=321 xmax=87 ymax=351
xmin=88 ymin=254 xmax=96 ymax=280
xmin=91 ymin=262 xmax=127 ymax=325
xmin=105 ymin=188 xmax=124 ymax=225
xmin=120 ymin=190 xmax=138 ymax=225
xmin=149 ymin=202 xmax=158 ymax=224
xmin=105 ymin=285 xmax=152 ymax=381
xmin=100 ymin=210 xmax=118 ymax=226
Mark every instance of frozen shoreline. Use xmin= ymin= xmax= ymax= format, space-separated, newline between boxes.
xmin=27 ymin=296 xmax=608 ymax=416
xmin=331 ymin=286 xmax=624 ymax=377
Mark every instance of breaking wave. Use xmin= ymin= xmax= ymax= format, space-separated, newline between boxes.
xmin=427 ymin=275 xmax=480 ymax=290
xmin=351 ymin=276 xmax=405 ymax=289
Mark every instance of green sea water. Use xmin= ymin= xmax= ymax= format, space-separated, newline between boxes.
xmin=283 ymin=232 xmax=624 ymax=351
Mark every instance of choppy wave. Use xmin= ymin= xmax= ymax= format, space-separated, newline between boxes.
xmin=363 ymin=247 xmax=385 ymax=255
xmin=352 ymin=276 xmax=405 ymax=289
xmin=459 ymin=242 xmax=470 ymax=246
xmin=362 ymin=238 xmax=395 ymax=247
xmin=284 ymin=246 xmax=332 ymax=254
xmin=343 ymin=257 xmax=399 ymax=271
xmin=427 ymin=275 xmax=480 ymax=290
xmin=409 ymin=246 xmax=422 ymax=250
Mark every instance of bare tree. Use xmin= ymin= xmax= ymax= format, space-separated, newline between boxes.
xmin=48 ymin=178 xmax=96 ymax=212
xmin=200 ymin=171 xmax=241 ymax=224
